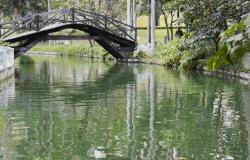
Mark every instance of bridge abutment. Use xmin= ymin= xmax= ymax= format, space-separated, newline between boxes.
xmin=0 ymin=47 xmax=14 ymax=81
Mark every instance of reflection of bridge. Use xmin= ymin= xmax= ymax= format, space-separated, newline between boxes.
xmin=0 ymin=8 xmax=137 ymax=59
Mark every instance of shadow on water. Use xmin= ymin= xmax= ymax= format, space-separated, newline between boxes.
xmin=0 ymin=56 xmax=249 ymax=159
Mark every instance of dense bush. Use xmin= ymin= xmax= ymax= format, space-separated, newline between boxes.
xmin=153 ymin=37 xmax=215 ymax=70
xmin=154 ymin=39 xmax=182 ymax=68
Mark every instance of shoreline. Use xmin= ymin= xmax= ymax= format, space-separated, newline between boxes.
xmin=27 ymin=51 xmax=250 ymax=83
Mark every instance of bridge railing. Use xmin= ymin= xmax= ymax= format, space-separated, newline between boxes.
xmin=0 ymin=8 xmax=137 ymax=42
xmin=0 ymin=8 xmax=66 ymax=38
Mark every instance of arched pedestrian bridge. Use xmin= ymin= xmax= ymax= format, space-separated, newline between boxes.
xmin=0 ymin=8 xmax=137 ymax=59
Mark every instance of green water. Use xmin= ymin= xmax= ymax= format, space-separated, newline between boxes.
xmin=0 ymin=56 xmax=250 ymax=160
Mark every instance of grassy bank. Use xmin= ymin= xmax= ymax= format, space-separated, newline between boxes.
xmin=31 ymin=42 xmax=112 ymax=59
xmin=134 ymin=39 xmax=185 ymax=68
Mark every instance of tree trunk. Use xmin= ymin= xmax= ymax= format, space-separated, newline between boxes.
xmin=89 ymin=39 xmax=94 ymax=55
xmin=132 ymin=0 xmax=137 ymax=28
xmin=161 ymin=10 xmax=170 ymax=42
xmin=213 ymin=37 xmax=219 ymax=51
xmin=151 ymin=0 xmax=156 ymax=53
xmin=127 ymin=0 xmax=132 ymax=25
xmin=170 ymin=11 xmax=174 ymax=40
xmin=148 ymin=0 xmax=151 ymax=45
xmin=98 ymin=0 xmax=101 ymax=11
xmin=213 ymin=31 xmax=221 ymax=51
xmin=155 ymin=12 xmax=160 ymax=26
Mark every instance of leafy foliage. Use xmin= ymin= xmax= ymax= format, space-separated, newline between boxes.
xmin=207 ymin=19 xmax=250 ymax=71
xmin=207 ymin=44 xmax=230 ymax=71
xmin=0 ymin=0 xmax=47 ymax=17
xmin=222 ymin=21 xmax=246 ymax=37
xmin=161 ymin=0 xmax=250 ymax=71
xmin=182 ymin=0 xmax=250 ymax=51
xmin=0 ymin=0 xmax=127 ymax=20
xmin=207 ymin=43 xmax=250 ymax=71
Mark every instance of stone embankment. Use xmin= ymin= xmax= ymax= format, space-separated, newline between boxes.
xmin=0 ymin=47 xmax=14 ymax=81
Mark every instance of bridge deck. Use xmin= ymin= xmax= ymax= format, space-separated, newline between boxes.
xmin=4 ymin=23 xmax=66 ymax=42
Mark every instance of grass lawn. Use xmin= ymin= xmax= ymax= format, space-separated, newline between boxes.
xmin=137 ymin=29 xmax=180 ymax=45
xmin=31 ymin=41 xmax=107 ymax=57
xmin=138 ymin=29 xmax=167 ymax=44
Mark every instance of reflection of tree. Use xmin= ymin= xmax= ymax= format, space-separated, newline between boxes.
xmin=126 ymin=83 xmax=136 ymax=159
xmin=152 ymin=71 xmax=248 ymax=159
xmin=147 ymin=72 xmax=156 ymax=160
xmin=125 ymin=67 xmax=249 ymax=159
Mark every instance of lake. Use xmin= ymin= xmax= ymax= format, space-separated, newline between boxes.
xmin=0 ymin=56 xmax=249 ymax=160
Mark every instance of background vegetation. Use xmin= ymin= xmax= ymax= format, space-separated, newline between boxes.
xmin=1 ymin=0 xmax=250 ymax=71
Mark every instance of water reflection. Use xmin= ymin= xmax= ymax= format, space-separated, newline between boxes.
xmin=0 ymin=56 xmax=249 ymax=159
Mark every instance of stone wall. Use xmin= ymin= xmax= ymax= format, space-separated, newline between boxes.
xmin=243 ymin=52 xmax=250 ymax=70
xmin=0 ymin=47 xmax=14 ymax=81
xmin=0 ymin=75 xmax=15 ymax=107
xmin=243 ymin=84 xmax=250 ymax=160
xmin=227 ymin=13 xmax=250 ymax=71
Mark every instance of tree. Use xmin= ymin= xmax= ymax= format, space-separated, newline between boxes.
xmin=0 ymin=0 xmax=47 ymax=18
xmin=138 ymin=0 xmax=185 ymax=41
xmin=182 ymin=0 xmax=250 ymax=50
xmin=0 ymin=0 xmax=128 ymax=21
xmin=159 ymin=0 xmax=185 ymax=41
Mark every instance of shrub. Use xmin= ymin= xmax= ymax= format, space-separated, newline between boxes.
xmin=135 ymin=51 xmax=148 ymax=60
xmin=19 ymin=55 xmax=35 ymax=64
xmin=154 ymin=39 xmax=182 ymax=68
xmin=207 ymin=42 xmax=250 ymax=71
